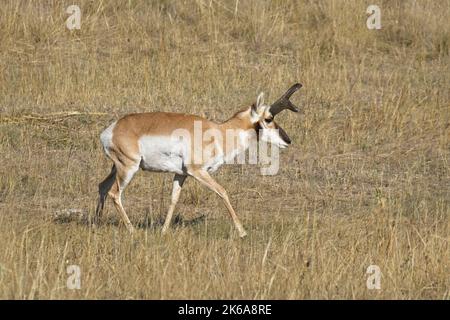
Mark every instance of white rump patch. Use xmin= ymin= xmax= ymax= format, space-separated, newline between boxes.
xmin=100 ymin=121 xmax=117 ymax=157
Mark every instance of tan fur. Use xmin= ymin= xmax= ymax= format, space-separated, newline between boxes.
xmin=109 ymin=110 xmax=256 ymax=170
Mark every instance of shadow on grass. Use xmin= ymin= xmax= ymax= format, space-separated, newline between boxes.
xmin=136 ymin=214 xmax=207 ymax=230
xmin=52 ymin=209 xmax=208 ymax=231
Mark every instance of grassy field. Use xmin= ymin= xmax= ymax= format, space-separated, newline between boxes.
xmin=0 ymin=0 xmax=449 ymax=299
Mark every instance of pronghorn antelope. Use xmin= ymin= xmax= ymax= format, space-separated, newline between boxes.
xmin=95 ymin=83 xmax=302 ymax=238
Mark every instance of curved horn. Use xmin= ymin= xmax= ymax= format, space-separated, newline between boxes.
xmin=269 ymin=83 xmax=302 ymax=116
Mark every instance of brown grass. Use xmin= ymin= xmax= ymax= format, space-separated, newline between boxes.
xmin=0 ymin=0 xmax=449 ymax=299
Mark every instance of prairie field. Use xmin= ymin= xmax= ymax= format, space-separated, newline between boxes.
xmin=0 ymin=0 xmax=449 ymax=299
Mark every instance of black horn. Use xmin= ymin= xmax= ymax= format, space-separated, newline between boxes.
xmin=269 ymin=83 xmax=302 ymax=116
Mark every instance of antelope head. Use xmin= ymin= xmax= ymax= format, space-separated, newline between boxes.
xmin=250 ymin=83 xmax=302 ymax=148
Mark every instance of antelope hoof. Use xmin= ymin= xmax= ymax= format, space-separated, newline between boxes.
xmin=91 ymin=218 xmax=101 ymax=230
xmin=127 ymin=225 xmax=136 ymax=234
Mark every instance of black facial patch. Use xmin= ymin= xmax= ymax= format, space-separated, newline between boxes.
xmin=277 ymin=124 xmax=291 ymax=144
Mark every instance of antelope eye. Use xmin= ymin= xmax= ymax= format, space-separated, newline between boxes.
xmin=265 ymin=118 xmax=273 ymax=123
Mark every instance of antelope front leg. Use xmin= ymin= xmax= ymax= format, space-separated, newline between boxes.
xmin=162 ymin=174 xmax=187 ymax=234
xmin=189 ymin=169 xmax=247 ymax=238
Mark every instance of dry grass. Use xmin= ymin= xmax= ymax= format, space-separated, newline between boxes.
xmin=0 ymin=0 xmax=449 ymax=299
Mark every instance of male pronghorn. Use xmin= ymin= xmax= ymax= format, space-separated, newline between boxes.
xmin=95 ymin=83 xmax=302 ymax=238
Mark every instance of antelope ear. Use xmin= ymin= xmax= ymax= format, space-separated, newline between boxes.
xmin=256 ymin=92 xmax=265 ymax=108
